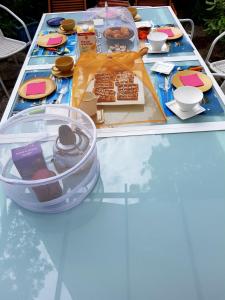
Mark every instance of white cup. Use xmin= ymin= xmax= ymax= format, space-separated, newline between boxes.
xmin=147 ymin=31 xmax=168 ymax=51
xmin=79 ymin=92 xmax=97 ymax=117
xmin=174 ymin=86 xmax=203 ymax=111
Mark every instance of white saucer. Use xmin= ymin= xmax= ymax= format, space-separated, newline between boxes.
xmin=146 ymin=42 xmax=169 ymax=53
xmin=166 ymin=100 xmax=206 ymax=120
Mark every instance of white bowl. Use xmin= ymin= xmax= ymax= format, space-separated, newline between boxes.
xmin=174 ymin=86 xmax=203 ymax=111
xmin=147 ymin=31 xmax=168 ymax=51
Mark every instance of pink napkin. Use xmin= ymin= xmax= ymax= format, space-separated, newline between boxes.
xmin=180 ymin=74 xmax=204 ymax=87
xmin=26 ymin=82 xmax=46 ymax=96
xmin=157 ymin=28 xmax=174 ymax=37
xmin=47 ymin=37 xmax=63 ymax=45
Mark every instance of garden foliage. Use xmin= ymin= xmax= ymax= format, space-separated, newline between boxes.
xmin=204 ymin=0 xmax=225 ymax=35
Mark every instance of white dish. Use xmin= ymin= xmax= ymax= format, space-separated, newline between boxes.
xmin=151 ymin=62 xmax=174 ymax=75
xmin=146 ymin=42 xmax=169 ymax=53
xmin=166 ymin=100 xmax=205 ymax=120
xmin=87 ymin=74 xmax=145 ymax=106
xmin=174 ymin=86 xmax=203 ymax=111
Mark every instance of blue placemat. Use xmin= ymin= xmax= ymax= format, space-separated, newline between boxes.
xmin=167 ymin=35 xmax=194 ymax=54
xmin=145 ymin=25 xmax=194 ymax=57
xmin=150 ymin=65 xmax=224 ymax=117
xmin=31 ymin=31 xmax=77 ymax=57
xmin=13 ymin=70 xmax=72 ymax=113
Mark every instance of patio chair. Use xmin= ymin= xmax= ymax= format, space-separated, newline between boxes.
xmin=0 ymin=4 xmax=31 ymax=98
xmin=48 ymin=0 xmax=86 ymax=12
xmin=97 ymin=0 xmax=130 ymax=6
xmin=179 ymin=19 xmax=195 ymax=40
xmin=212 ymin=73 xmax=225 ymax=94
xmin=206 ymin=31 xmax=225 ymax=74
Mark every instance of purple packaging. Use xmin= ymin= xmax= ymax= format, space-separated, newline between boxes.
xmin=11 ymin=142 xmax=62 ymax=202
xmin=11 ymin=142 xmax=47 ymax=180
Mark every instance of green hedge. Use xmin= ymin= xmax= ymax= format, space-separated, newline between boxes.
xmin=204 ymin=0 xmax=225 ymax=36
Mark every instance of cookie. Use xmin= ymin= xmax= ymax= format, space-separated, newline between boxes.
xmin=98 ymin=94 xmax=116 ymax=102
xmin=94 ymin=80 xmax=114 ymax=89
xmin=115 ymin=71 xmax=134 ymax=86
xmin=94 ymin=87 xmax=115 ymax=96
xmin=117 ymin=93 xmax=138 ymax=100
xmin=118 ymin=83 xmax=139 ymax=93
xmin=117 ymin=83 xmax=138 ymax=100
xmin=95 ymin=73 xmax=115 ymax=81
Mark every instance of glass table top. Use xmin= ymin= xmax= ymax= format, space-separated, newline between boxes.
xmin=1 ymin=132 xmax=225 ymax=300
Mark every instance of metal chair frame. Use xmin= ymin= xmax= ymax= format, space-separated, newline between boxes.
xmin=179 ymin=18 xmax=194 ymax=40
xmin=212 ymin=72 xmax=225 ymax=94
xmin=0 ymin=4 xmax=31 ymax=98
xmin=206 ymin=31 xmax=225 ymax=74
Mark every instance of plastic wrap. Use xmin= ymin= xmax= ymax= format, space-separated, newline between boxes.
xmin=85 ymin=7 xmax=139 ymax=53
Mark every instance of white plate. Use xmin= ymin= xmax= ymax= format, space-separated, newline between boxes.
xmin=87 ymin=74 xmax=145 ymax=106
xmin=166 ymin=100 xmax=206 ymax=120
xmin=146 ymin=42 xmax=170 ymax=54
